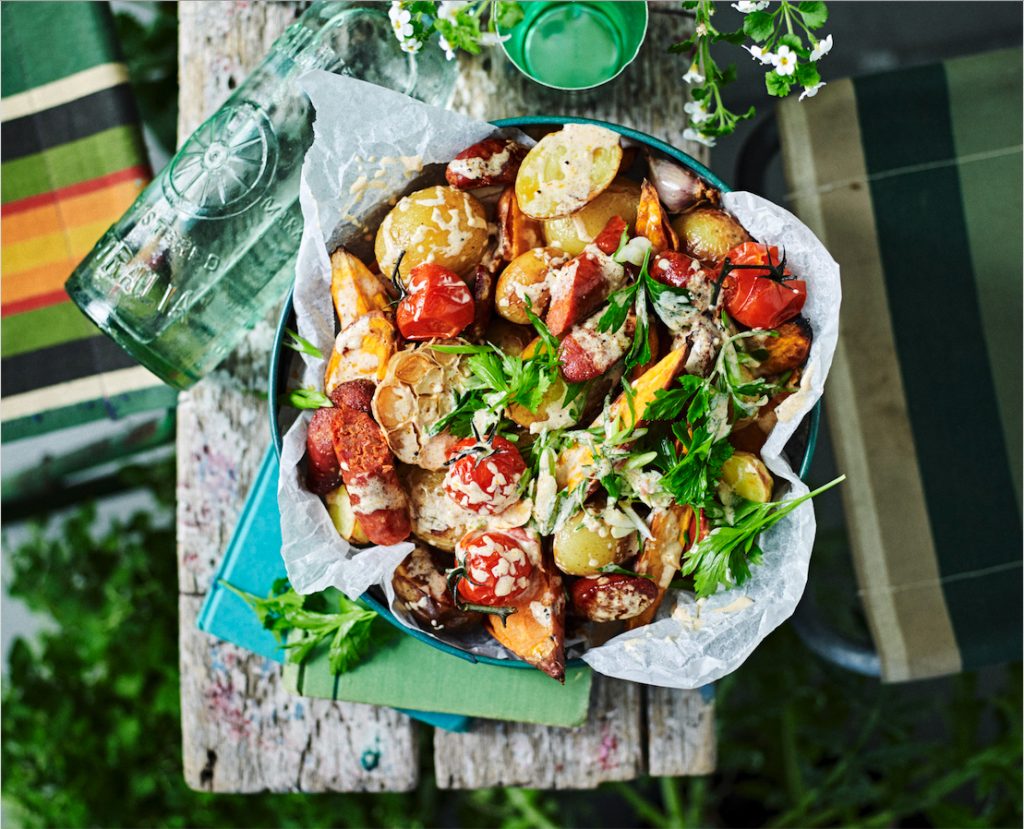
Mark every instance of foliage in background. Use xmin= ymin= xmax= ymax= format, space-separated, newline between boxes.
xmin=672 ymin=0 xmax=832 ymax=146
xmin=3 ymin=458 xmax=1021 ymax=828
xmin=113 ymin=1 xmax=179 ymax=157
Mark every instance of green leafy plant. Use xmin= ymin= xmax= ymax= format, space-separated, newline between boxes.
xmin=672 ymin=0 xmax=832 ymax=146
xmin=388 ymin=0 xmax=523 ymax=57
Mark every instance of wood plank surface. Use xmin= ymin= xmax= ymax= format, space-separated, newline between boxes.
xmin=177 ymin=0 xmax=716 ymax=792
xmin=177 ymin=0 xmax=417 ymax=793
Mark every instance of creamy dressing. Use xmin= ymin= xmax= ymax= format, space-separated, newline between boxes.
xmin=348 ymin=474 xmax=406 ymax=513
xmin=448 ymin=144 xmax=512 ymax=180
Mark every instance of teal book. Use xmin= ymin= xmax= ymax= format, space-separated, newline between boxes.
xmin=197 ymin=445 xmax=474 ymax=732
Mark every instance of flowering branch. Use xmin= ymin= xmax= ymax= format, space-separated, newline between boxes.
xmin=673 ymin=0 xmax=833 ymax=146
xmin=389 ymin=1 xmax=523 ymax=58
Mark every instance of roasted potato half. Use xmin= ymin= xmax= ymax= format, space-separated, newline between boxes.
xmin=542 ymin=178 xmax=641 ymax=256
xmin=672 ymin=207 xmax=751 ymax=263
xmin=324 ymin=485 xmax=370 ymax=545
xmin=375 ymin=185 xmax=489 ymax=279
xmin=719 ymin=451 xmax=774 ymax=504
xmin=516 ymin=124 xmax=623 ymax=219
xmin=495 ymin=247 xmax=568 ymax=324
xmin=553 ymin=509 xmax=638 ymax=576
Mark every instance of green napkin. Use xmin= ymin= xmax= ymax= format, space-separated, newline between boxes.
xmin=282 ymin=629 xmax=593 ymax=728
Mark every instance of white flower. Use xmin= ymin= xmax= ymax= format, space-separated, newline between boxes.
xmin=799 ymin=81 xmax=826 ymax=101
xmin=439 ymin=35 xmax=456 ymax=61
xmin=682 ymin=63 xmax=704 ymax=84
xmin=810 ymin=33 xmax=833 ymax=61
xmin=389 ymin=5 xmax=414 ymax=39
xmin=684 ymin=100 xmax=711 ymax=124
xmin=743 ymin=44 xmax=774 ymax=64
xmin=388 ymin=2 xmax=409 ymax=25
xmin=683 ymin=127 xmax=716 ymax=148
xmin=437 ymin=1 xmax=467 ymax=22
xmin=695 ymin=23 xmax=708 ymax=37
xmin=478 ymin=31 xmax=511 ymax=46
xmin=399 ymin=37 xmax=421 ymax=54
xmin=732 ymin=0 xmax=769 ymax=12
xmin=772 ymin=45 xmax=796 ymax=76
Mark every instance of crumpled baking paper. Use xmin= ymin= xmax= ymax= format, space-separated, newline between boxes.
xmin=278 ymin=71 xmax=841 ymax=688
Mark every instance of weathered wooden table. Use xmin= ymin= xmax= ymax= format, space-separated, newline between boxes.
xmin=178 ymin=1 xmax=716 ymax=792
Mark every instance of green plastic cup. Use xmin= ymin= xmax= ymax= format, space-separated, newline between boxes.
xmin=498 ymin=1 xmax=649 ymax=91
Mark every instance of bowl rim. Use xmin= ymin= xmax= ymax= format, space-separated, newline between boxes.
xmin=268 ymin=115 xmax=819 ymax=670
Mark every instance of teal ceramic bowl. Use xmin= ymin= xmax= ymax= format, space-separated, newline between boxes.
xmin=269 ymin=116 xmax=819 ymax=669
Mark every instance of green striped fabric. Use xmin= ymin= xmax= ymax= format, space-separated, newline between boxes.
xmin=1 ymin=2 xmax=125 ymax=96
xmin=1 ymin=125 xmax=147 ymax=203
xmin=779 ymin=48 xmax=1022 ymax=681
xmin=1 ymin=1 xmax=175 ymax=442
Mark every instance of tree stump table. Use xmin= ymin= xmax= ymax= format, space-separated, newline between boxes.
xmin=177 ymin=0 xmax=716 ymax=792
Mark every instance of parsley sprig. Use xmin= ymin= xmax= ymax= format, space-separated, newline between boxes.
xmin=647 ymin=375 xmax=735 ymax=510
xmin=222 ymin=579 xmax=380 ymax=675
xmin=682 ymin=475 xmax=845 ymax=597
xmin=428 ymin=306 xmax=583 ymax=437
xmin=598 ymin=246 xmax=693 ymax=374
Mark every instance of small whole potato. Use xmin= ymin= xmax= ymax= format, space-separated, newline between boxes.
xmin=495 ymin=247 xmax=567 ymax=324
xmin=553 ymin=510 xmax=637 ymax=576
xmin=542 ymin=178 xmax=642 ymax=256
xmin=375 ymin=185 xmax=489 ymax=280
xmin=719 ymin=450 xmax=774 ymax=503
xmin=672 ymin=207 xmax=751 ymax=263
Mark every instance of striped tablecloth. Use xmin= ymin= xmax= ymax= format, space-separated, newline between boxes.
xmin=779 ymin=48 xmax=1022 ymax=681
xmin=1 ymin=1 xmax=176 ymax=441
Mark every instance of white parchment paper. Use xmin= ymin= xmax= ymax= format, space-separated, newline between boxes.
xmin=278 ymin=71 xmax=841 ymax=688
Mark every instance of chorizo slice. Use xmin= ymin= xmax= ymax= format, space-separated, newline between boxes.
xmin=329 ymin=381 xmax=412 ymax=546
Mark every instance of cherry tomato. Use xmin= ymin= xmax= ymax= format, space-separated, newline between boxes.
xmin=650 ymin=250 xmax=701 ymax=289
xmin=396 ymin=263 xmax=475 ymax=340
xmin=455 ymin=529 xmax=535 ymax=606
xmin=721 ymin=242 xmax=806 ymax=329
xmin=443 ymin=436 xmax=526 ymax=514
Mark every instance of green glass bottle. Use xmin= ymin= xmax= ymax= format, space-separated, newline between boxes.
xmin=65 ymin=2 xmax=457 ymax=390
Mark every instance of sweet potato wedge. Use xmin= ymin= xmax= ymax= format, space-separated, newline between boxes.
xmin=495 ymin=186 xmax=546 ymax=262
xmin=636 ymin=179 xmax=679 ymax=253
xmin=486 ymin=555 xmax=566 ymax=682
xmin=558 ymin=345 xmax=689 ymax=491
xmin=324 ymin=311 xmax=396 ymax=394
xmin=625 ymin=505 xmax=693 ymax=630
xmin=330 ymin=247 xmax=391 ymax=329
xmin=748 ymin=317 xmax=813 ymax=377
xmin=609 ymin=343 xmax=689 ymax=431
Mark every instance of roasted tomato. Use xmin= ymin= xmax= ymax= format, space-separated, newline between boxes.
xmin=396 ymin=263 xmax=475 ymax=341
xmin=650 ymin=250 xmax=701 ymax=290
xmin=721 ymin=242 xmax=806 ymax=330
xmin=454 ymin=529 xmax=535 ymax=606
xmin=443 ymin=436 xmax=526 ymax=514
